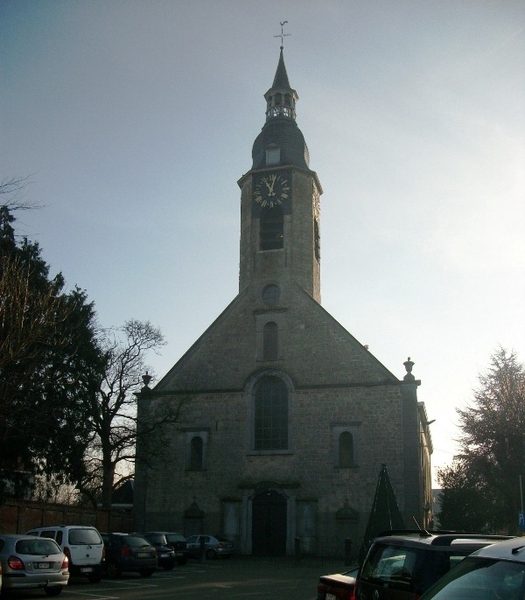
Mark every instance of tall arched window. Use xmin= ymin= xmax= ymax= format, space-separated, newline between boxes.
xmin=189 ymin=436 xmax=203 ymax=470
xmin=260 ymin=205 xmax=283 ymax=250
xmin=339 ymin=431 xmax=354 ymax=468
xmin=254 ymin=376 xmax=288 ymax=450
xmin=263 ymin=322 xmax=278 ymax=360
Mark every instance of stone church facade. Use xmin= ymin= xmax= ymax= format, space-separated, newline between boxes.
xmin=134 ymin=48 xmax=433 ymax=558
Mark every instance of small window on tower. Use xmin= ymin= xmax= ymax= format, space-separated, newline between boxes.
xmin=260 ymin=205 xmax=283 ymax=250
xmin=266 ymin=147 xmax=281 ymax=166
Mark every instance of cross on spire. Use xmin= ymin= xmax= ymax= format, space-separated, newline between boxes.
xmin=274 ymin=21 xmax=290 ymax=49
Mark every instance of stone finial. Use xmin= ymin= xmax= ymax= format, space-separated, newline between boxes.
xmin=403 ymin=357 xmax=415 ymax=381
xmin=141 ymin=372 xmax=152 ymax=389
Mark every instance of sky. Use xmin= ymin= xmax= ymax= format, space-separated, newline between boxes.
xmin=2 ymin=0 xmax=524 ymax=488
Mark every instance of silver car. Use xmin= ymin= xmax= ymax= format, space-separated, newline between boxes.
xmin=0 ymin=534 xmax=69 ymax=596
xmin=421 ymin=536 xmax=525 ymax=600
xmin=186 ymin=534 xmax=234 ymax=559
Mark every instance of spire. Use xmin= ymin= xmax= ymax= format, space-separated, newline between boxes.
xmin=264 ymin=47 xmax=298 ymax=122
xmin=272 ymin=47 xmax=292 ymax=90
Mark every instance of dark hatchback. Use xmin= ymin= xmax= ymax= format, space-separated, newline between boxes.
xmin=145 ymin=531 xmax=188 ymax=565
xmin=102 ymin=533 xmax=157 ymax=578
xmin=139 ymin=533 xmax=175 ymax=570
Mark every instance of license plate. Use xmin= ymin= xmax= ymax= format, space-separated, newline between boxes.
xmin=326 ymin=594 xmax=337 ymax=600
xmin=35 ymin=562 xmax=50 ymax=569
xmin=80 ymin=567 xmax=93 ymax=573
xmin=137 ymin=552 xmax=150 ymax=558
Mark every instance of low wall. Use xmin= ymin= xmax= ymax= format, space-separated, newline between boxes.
xmin=0 ymin=498 xmax=135 ymax=534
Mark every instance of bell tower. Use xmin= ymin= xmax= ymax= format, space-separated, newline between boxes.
xmin=238 ymin=45 xmax=323 ymax=303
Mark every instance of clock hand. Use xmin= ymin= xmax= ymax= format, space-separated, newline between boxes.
xmin=267 ymin=175 xmax=277 ymax=196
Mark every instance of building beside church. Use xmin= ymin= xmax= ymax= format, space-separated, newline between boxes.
xmin=134 ymin=47 xmax=433 ymax=558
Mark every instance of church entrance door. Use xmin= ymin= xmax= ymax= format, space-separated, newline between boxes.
xmin=252 ymin=489 xmax=287 ymax=556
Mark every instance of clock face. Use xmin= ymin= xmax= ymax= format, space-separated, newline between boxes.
xmin=253 ymin=173 xmax=290 ymax=208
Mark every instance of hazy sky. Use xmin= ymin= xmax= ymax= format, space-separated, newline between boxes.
xmin=2 ymin=0 xmax=524 ymax=487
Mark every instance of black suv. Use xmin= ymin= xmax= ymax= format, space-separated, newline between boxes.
xmin=102 ymin=533 xmax=157 ymax=578
xmin=355 ymin=530 xmax=511 ymax=600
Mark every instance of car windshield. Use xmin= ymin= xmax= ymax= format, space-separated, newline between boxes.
xmin=124 ymin=536 xmax=151 ymax=547
xmin=147 ymin=534 xmax=167 ymax=544
xmin=69 ymin=529 xmax=102 ymax=545
xmin=422 ymin=557 xmax=525 ymax=600
xmin=16 ymin=538 xmax=61 ymax=555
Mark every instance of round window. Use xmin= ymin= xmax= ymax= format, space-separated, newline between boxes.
xmin=262 ymin=284 xmax=281 ymax=305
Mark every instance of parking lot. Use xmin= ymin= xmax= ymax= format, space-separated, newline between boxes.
xmin=11 ymin=556 xmax=345 ymax=600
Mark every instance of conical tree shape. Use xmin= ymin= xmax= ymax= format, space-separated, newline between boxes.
xmin=358 ymin=464 xmax=406 ymax=563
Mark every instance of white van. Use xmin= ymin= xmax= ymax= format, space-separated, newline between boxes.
xmin=26 ymin=525 xmax=104 ymax=582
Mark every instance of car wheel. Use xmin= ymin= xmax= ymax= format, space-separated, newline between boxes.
xmin=106 ymin=560 xmax=121 ymax=578
xmin=205 ymin=548 xmax=216 ymax=560
xmin=88 ymin=573 xmax=102 ymax=583
xmin=140 ymin=568 xmax=155 ymax=577
xmin=177 ymin=557 xmax=187 ymax=565
xmin=44 ymin=587 xmax=63 ymax=597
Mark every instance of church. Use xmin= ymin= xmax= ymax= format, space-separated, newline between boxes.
xmin=134 ymin=45 xmax=433 ymax=558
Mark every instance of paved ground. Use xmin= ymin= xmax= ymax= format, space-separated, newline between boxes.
xmin=47 ymin=556 xmax=352 ymax=600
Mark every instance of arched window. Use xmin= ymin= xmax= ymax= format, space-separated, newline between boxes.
xmin=189 ymin=436 xmax=203 ymax=470
xmin=263 ymin=322 xmax=278 ymax=360
xmin=260 ymin=205 xmax=283 ymax=250
xmin=254 ymin=376 xmax=288 ymax=450
xmin=339 ymin=431 xmax=354 ymax=468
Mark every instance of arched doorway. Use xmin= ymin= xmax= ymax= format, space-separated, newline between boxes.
xmin=252 ymin=489 xmax=287 ymax=556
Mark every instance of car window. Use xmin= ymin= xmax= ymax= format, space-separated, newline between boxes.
xmin=167 ymin=534 xmax=186 ymax=542
xmin=123 ymin=535 xmax=150 ymax=547
xmin=360 ymin=543 xmax=419 ymax=591
xmin=17 ymin=538 xmax=61 ymax=555
xmin=68 ymin=528 xmax=102 ymax=545
xmin=147 ymin=534 xmax=167 ymax=545
xmin=39 ymin=530 xmax=56 ymax=541
xmin=423 ymin=557 xmax=525 ymax=600
xmin=187 ymin=536 xmax=197 ymax=543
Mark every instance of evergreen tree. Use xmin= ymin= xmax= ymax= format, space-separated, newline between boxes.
xmin=438 ymin=348 xmax=525 ymax=533
xmin=0 ymin=205 xmax=105 ymax=501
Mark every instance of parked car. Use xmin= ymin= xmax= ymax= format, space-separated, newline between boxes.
xmin=137 ymin=532 xmax=175 ymax=570
xmin=317 ymin=565 xmax=359 ymax=600
xmin=0 ymin=533 xmax=69 ymax=596
xmin=103 ymin=533 xmax=157 ymax=577
xmin=25 ymin=525 xmax=104 ymax=583
xmin=421 ymin=536 xmax=524 ymax=600
xmin=354 ymin=530 xmax=511 ymax=600
xmin=186 ymin=534 xmax=234 ymax=559
xmin=145 ymin=531 xmax=188 ymax=565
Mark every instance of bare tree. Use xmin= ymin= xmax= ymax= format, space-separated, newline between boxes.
xmin=80 ymin=320 xmax=181 ymax=508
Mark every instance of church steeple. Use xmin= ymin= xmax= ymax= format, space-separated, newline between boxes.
xmin=239 ymin=43 xmax=322 ymax=303
xmin=264 ymin=47 xmax=298 ymax=121
xmin=251 ymin=48 xmax=310 ymax=171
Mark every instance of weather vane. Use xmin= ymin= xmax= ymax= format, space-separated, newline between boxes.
xmin=274 ymin=21 xmax=290 ymax=48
